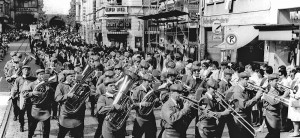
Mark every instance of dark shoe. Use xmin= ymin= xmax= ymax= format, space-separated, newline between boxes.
xmin=20 ymin=126 xmax=24 ymax=132
xmin=13 ymin=116 xmax=17 ymax=121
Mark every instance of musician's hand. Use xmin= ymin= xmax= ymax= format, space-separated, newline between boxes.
xmin=255 ymin=90 xmax=263 ymax=99
xmin=221 ymin=109 xmax=232 ymax=116
xmin=31 ymin=91 xmax=41 ymax=97
xmin=11 ymin=74 xmax=18 ymax=79
xmin=113 ymin=104 xmax=122 ymax=111
xmin=67 ymin=93 xmax=74 ymax=98
xmin=140 ymin=102 xmax=151 ymax=107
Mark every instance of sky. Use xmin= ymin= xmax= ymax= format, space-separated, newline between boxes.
xmin=43 ymin=0 xmax=72 ymax=15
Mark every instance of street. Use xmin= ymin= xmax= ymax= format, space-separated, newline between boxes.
xmin=0 ymin=40 xmax=295 ymax=138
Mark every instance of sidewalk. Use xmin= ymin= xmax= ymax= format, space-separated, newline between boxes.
xmin=0 ymin=92 xmax=12 ymax=138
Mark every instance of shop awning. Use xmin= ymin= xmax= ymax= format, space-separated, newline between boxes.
xmin=107 ymin=31 xmax=129 ymax=35
xmin=216 ymin=26 xmax=259 ymax=50
xmin=254 ymin=24 xmax=299 ymax=41
xmin=138 ymin=10 xmax=188 ymax=20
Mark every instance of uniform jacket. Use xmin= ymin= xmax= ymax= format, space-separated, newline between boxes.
xmin=11 ymin=76 xmax=36 ymax=99
xmin=218 ymin=79 xmax=231 ymax=94
xmin=263 ymin=87 xmax=281 ymax=129
xmin=161 ymin=98 xmax=197 ymax=135
xmin=97 ymin=92 xmax=127 ymax=132
xmin=228 ymin=84 xmax=259 ymax=118
xmin=4 ymin=59 xmax=13 ymax=77
xmin=26 ymin=80 xmax=55 ymax=121
xmin=131 ymin=85 xmax=157 ymax=121
xmin=55 ymin=82 xmax=86 ymax=128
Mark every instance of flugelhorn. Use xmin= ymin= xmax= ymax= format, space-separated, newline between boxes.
xmin=213 ymin=90 xmax=257 ymax=137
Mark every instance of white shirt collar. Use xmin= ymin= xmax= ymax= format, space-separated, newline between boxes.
xmin=105 ymin=92 xmax=114 ymax=98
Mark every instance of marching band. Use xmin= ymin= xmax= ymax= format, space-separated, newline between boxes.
xmin=4 ymin=28 xmax=300 ymax=138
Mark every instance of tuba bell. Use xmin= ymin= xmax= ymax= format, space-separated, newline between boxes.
xmin=105 ymin=70 xmax=140 ymax=130
xmin=64 ymin=64 xmax=95 ymax=114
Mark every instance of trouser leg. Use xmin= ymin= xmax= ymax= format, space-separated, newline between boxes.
xmin=52 ymin=102 xmax=58 ymax=117
xmin=28 ymin=118 xmax=39 ymax=138
xmin=12 ymin=98 xmax=19 ymax=118
xmin=265 ymin=117 xmax=280 ymax=138
xmin=70 ymin=123 xmax=84 ymax=138
xmin=57 ymin=124 xmax=70 ymax=138
xmin=43 ymin=118 xmax=51 ymax=138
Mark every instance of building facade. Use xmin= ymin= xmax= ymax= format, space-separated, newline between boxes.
xmin=76 ymin=0 xmax=145 ymax=51
xmin=0 ymin=0 xmax=11 ymax=32
xmin=11 ymin=0 xmax=42 ymax=29
xmin=201 ymin=0 xmax=300 ymax=71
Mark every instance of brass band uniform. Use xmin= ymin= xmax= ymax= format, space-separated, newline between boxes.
xmin=55 ymin=70 xmax=87 ymax=138
xmin=262 ymin=74 xmax=282 ymax=138
xmin=11 ymin=65 xmax=37 ymax=132
xmin=160 ymin=84 xmax=197 ymax=138
xmin=131 ymin=74 xmax=159 ymax=138
xmin=25 ymin=69 xmax=54 ymax=138
xmin=196 ymin=79 xmax=231 ymax=138
xmin=226 ymin=72 xmax=263 ymax=138
xmin=97 ymin=79 xmax=126 ymax=138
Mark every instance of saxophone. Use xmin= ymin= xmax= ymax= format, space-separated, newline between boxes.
xmin=64 ymin=65 xmax=95 ymax=114
xmin=105 ymin=70 xmax=140 ymax=130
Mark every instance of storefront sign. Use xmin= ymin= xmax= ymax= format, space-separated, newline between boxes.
xmin=16 ymin=8 xmax=37 ymax=12
xmin=106 ymin=19 xmax=131 ymax=31
xmin=213 ymin=34 xmax=223 ymax=41
xmin=203 ymin=16 xmax=229 ymax=27
xmin=105 ymin=7 xmax=128 ymax=15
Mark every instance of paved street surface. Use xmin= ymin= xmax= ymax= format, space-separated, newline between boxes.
xmin=0 ymin=40 xmax=296 ymax=138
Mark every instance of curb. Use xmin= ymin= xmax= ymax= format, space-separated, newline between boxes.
xmin=0 ymin=97 xmax=12 ymax=138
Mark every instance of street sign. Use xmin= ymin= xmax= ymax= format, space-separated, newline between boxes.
xmin=213 ymin=34 xmax=223 ymax=41
xmin=212 ymin=20 xmax=222 ymax=34
xmin=226 ymin=34 xmax=237 ymax=45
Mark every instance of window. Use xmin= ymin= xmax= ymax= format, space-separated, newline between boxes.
xmin=0 ymin=4 xmax=3 ymax=13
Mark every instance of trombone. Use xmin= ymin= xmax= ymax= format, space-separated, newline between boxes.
xmin=246 ymin=82 xmax=289 ymax=106
xmin=214 ymin=90 xmax=257 ymax=137
xmin=179 ymin=95 xmax=220 ymax=120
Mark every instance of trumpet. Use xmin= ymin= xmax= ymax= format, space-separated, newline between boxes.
xmin=277 ymin=83 xmax=297 ymax=94
xmin=246 ymin=82 xmax=289 ymax=106
xmin=179 ymin=95 xmax=220 ymax=120
xmin=213 ymin=90 xmax=257 ymax=137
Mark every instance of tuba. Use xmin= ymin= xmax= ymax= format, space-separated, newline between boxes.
xmin=64 ymin=65 xmax=95 ymax=114
xmin=105 ymin=70 xmax=139 ymax=130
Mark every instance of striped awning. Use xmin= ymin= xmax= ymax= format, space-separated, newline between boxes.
xmin=107 ymin=31 xmax=129 ymax=34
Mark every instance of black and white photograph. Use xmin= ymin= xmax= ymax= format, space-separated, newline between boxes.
xmin=0 ymin=0 xmax=299 ymax=138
